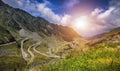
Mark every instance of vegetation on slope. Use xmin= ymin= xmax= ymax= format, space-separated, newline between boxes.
xmin=0 ymin=42 xmax=26 ymax=71
xmin=41 ymin=42 xmax=120 ymax=71
xmin=40 ymin=27 xmax=120 ymax=71
xmin=0 ymin=26 xmax=15 ymax=44
xmin=0 ymin=1 xmax=81 ymax=70
xmin=0 ymin=0 xmax=120 ymax=71
xmin=89 ymin=27 xmax=120 ymax=46
xmin=0 ymin=0 xmax=80 ymax=41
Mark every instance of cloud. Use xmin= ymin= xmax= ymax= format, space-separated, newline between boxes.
xmin=97 ymin=7 xmax=115 ymax=19
xmin=75 ymin=0 xmax=120 ymax=38
xmin=3 ymin=0 xmax=120 ymax=38
xmin=96 ymin=0 xmax=120 ymax=29
xmin=88 ymin=0 xmax=120 ymax=37
xmin=2 ymin=0 xmax=70 ymax=25
xmin=61 ymin=15 xmax=71 ymax=26
xmin=36 ymin=3 xmax=61 ymax=24
xmin=110 ymin=0 xmax=120 ymax=6
xmin=91 ymin=8 xmax=103 ymax=16
xmin=65 ymin=0 xmax=80 ymax=7
xmin=107 ymin=0 xmax=120 ymax=27
xmin=2 ymin=0 xmax=23 ymax=8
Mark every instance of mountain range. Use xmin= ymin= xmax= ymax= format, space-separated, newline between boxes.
xmin=0 ymin=0 xmax=120 ymax=71
xmin=0 ymin=0 xmax=82 ymax=70
xmin=0 ymin=0 xmax=80 ymax=44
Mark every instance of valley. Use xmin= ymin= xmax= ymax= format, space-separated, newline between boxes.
xmin=0 ymin=0 xmax=120 ymax=71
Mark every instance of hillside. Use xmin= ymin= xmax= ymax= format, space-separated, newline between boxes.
xmin=40 ymin=27 xmax=120 ymax=71
xmin=88 ymin=27 xmax=120 ymax=46
xmin=0 ymin=26 xmax=15 ymax=44
xmin=0 ymin=0 xmax=82 ymax=70
xmin=0 ymin=0 xmax=80 ymax=41
xmin=0 ymin=0 xmax=120 ymax=71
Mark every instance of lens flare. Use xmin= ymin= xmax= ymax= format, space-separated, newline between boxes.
xmin=72 ymin=16 xmax=90 ymax=31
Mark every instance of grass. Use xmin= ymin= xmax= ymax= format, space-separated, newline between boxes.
xmin=23 ymin=39 xmax=35 ymax=58
xmin=0 ymin=42 xmax=26 ymax=71
xmin=0 ymin=26 xmax=15 ymax=44
xmin=0 ymin=33 xmax=120 ymax=71
xmin=40 ymin=42 xmax=120 ymax=71
xmin=26 ymin=36 xmax=67 ymax=70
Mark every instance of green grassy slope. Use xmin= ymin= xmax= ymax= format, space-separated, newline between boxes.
xmin=0 ymin=0 xmax=82 ymax=71
xmin=0 ymin=42 xmax=26 ymax=71
xmin=0 ymin=26 xmax=15 ymax=44
xmin=41 ymin=43 xmax=120 ymax=71
xmin=2 ymin=0 xmax=120 ymax=71
xmin=37 ymin=27 xmax=120 ymax=71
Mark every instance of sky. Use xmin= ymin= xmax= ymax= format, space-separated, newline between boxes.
xmin=2 ymin=0 xmax=120 ymax=38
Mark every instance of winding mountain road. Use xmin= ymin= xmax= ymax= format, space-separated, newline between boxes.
xmin=21 ymin=38 xmax=29 ymax=61
xmin=0 ymin=41 xmax=16 ymax=47
xmin=21 ymin=38 xmax=64 ymax=62
xmin=33 ymin=45 xmax=50 ymax=57
xmin=28 ymin=44 xmax=36 ymax=61
xmin=33 ymin=42 xmax=62 ymax=58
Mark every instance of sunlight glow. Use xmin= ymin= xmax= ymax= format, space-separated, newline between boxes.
xmin=73 ymin=16 xmax=90 ymax=31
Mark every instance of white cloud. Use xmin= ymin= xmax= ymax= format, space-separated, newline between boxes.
xmin=91 ymin=8 xmax=103 ymax=16
xmin=2 ymin=0 xmax=23 ymax=8
xmin=37 ymin=3 xmax=61 ymax=24
xmin=3 ymin=0 xmax=120 ymax=38
xmin=98 ymin=7 xmax=115 ymax=19
xmin=2 ymin=0 xmax=70 ymax=25
xmin=89 ymin=0 xmax=120 ymax=37
xmin=61 ymin=15 xmax=71 ymax=26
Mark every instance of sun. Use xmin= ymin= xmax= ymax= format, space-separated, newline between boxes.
xmin=73 ymin=16 xmax=90 ymax=31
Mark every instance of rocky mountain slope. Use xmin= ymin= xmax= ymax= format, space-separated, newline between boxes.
xmin=0 ymin=0 xmax=80 ymax=43
xmin=0 ymin=0 xmax=82 ymax=70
